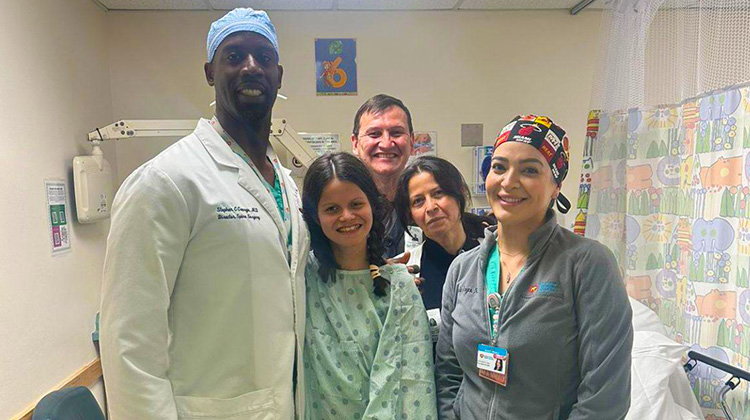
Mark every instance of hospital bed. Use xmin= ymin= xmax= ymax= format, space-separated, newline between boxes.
xmin=684 ymin=350 xmax=750 ymax=420
xmin=628 ymin=298 xmax=750 ymax=420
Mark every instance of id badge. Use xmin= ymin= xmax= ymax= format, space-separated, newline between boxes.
xmin=477 ymin=344 xmax=509 ymax=386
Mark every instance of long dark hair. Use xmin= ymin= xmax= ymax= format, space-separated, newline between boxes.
xmin=394 ymin=156 xmax=470 ymax=227
xmin=302 ymin=152 xmax=390 ymax=296
xmin=394 ymin=155 xmax=493 ymax=240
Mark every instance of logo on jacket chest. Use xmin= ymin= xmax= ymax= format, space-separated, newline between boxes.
xmin=216 ymin=205 xmax=261 ymax=221
xmin=524 ymin=281 xmax=561 ymax=299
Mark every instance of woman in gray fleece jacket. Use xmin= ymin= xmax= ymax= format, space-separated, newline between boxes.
xmin=436 ymin=115 xmax=633 ymax=420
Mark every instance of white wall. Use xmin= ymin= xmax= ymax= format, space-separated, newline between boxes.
xmin=0 ymin=0 xmax=113 ymax=417
xmin=0 ymin=6 xmax=601 ymax=416
xmin=107 ymin=9 xmax=602 ymax=226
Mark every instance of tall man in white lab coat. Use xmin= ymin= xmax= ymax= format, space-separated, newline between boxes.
xmin=100 ymin=8 xmax=309 ymax=420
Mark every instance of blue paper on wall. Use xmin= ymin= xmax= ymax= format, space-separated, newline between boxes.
xmin=315 ymin=38 xmax=357 ymax=96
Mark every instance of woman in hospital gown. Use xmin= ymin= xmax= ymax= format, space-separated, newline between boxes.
xmin=301 ymin=152 xmax=437 ymax=419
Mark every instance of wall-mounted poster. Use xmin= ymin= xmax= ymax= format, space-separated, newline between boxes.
xmin=473 ymin=146 xmax=494 ymax=196
xmin=411 ymin=131 xmax=437 ymax=157
xmin=315 ymin=38 xmax=357 ymax=96
xmin=45 ymin=179 xmax=71 ymax=255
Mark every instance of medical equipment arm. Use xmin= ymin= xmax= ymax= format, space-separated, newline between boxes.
xmin=87 ymin=118 xmax=316 ymax=168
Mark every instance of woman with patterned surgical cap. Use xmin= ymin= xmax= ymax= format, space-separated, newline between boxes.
xmin=435 ymin=115 xmax=633 ymax=419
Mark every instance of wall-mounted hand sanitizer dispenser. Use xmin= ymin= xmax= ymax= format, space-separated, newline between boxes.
xmin=73 ymin=144 xmax=113 ymax=223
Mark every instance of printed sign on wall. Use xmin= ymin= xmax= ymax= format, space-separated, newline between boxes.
xmin=45 ymin=179 xmax=71 ymax=255
xmin=300 ymin=133 xmax=340 ymax=156
xmin=473 ymin=146 xmax=494 ymax=196
xmin=315 ymin=38 xmax=357 ymax=96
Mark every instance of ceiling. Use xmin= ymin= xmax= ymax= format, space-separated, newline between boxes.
xmin=90 ymin=0 xmax=608 ymax=12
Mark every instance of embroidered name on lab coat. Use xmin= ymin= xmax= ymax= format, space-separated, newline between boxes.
xmin=216 ymin=205 xmax=261 ymax=221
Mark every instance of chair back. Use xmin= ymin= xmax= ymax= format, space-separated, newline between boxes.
xmin=32 ymin=386 xmax=105 ymax=420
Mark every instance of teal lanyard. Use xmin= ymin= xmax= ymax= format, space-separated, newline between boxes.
xmin=209 ymin=117 xmax=292 ymax=252
xmin=485 ymin=244 xmax=501 ymax=339
xmin=239 ymin=154 xmax=293 ymax=252
xmin=248 ymin=164 xmax=286 ymax=223
xmin=485 ymin=243 xmax=527 ymax=341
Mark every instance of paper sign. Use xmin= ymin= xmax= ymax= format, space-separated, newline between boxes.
xmin=46 ymin=179 xmax=71 ymax=255
xmin=300 ymin=133 xmax=340 ymax=156
xmin=474 ymin=146 xmax=494 ymax=195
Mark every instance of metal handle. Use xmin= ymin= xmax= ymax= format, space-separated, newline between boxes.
xmin=687 ymin=351 xmax=750 ymax=381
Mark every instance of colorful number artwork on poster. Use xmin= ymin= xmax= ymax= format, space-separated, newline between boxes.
xmin=412 ymin=132 xmax=437 ymax=157
xmin=315 ymin=39 xmax=357 ymax=96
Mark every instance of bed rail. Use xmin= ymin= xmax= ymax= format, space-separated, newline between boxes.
xmin=684 ymin=350 xmax=750 ymax=420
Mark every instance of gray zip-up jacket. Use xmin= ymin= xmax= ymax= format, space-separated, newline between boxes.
xmin=436 ymin=212 xmax=633 ymax=419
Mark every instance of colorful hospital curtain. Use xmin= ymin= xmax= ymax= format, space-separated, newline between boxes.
xmin=575 ymin=84 xmax=750 ymax=419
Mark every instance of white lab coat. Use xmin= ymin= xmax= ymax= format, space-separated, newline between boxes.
xmin=100 ymin=119 xmax=309 ymax=420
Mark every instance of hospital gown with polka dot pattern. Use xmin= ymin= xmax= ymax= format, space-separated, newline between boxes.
xmin=304 ymin=262 xmax=437 ymax=420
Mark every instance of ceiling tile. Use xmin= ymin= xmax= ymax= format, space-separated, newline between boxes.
xmin=459 ymin=0 xmax=582 ymax=9
xmin=98 ymin=0 xmax=609 ymax=10
xmin=338 ymin=0 xmax=460 ymax=10
xmin=208 ymin=0 xmax=334 ymax=10
xmin=98 ymin=0 xmax=209 ymax=10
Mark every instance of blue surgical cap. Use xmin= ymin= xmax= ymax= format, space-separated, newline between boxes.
xmin=206 ymin=8 xmax=280 ymax=63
